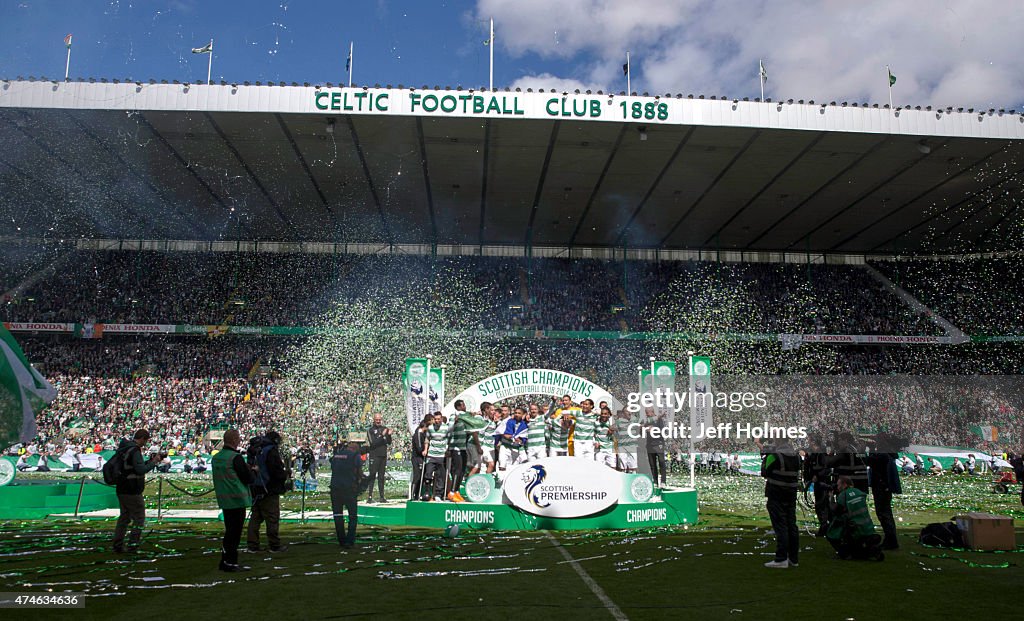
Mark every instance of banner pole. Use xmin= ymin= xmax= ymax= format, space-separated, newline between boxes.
xmin=74 ymin=475 xmax=86 ymax=517
xmin=688 ymin=354 xmax=695 ymax=488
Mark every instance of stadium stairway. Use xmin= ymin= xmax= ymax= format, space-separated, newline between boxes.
xmin=862 ymin=264 xmax=969 ymax=342
xmin=2 ymin=248 xmax=80 ymax=301
xmin=518 ymin=267 xmax=529 ymax=304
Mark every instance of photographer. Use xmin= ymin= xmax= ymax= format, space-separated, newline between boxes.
xmin=111 ymin=429 xmax=162 ymax=554
xmin=365 ymin=414 xmax=393 ymax=504
xmin=247 ymin=431 xmax=291 ymax=553
xmin=826 ymin=476 xmax=884 ymax=561
xmin=803 ymin=436 xmax=832 ymax=537
xmin=295 ymin=446 xmax=316 ymax=479
xmin=828 ymin=433 xmax=869 ymax=493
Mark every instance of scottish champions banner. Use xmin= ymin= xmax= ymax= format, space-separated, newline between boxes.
xmin=442 ymin=369 xmax=618 ymax=416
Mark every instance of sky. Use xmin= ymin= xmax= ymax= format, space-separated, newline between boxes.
xmin=0 ymin=0 xmax=1022 ymax=109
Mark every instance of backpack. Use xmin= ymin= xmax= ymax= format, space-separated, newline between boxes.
xmin=918 ymin=521 xmax=964 ymax=548
xmin=246 ymin=436 xmax=276 ymax=490
xmin=102 ymin=444 xmax=135 ymax=485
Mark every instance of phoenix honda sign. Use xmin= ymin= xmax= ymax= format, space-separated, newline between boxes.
xmin=503 ymin=457 xmax=620 ymax=518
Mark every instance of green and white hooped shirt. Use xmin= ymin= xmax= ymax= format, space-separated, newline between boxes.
xmin=527 ymin=416 xmax=547 ymax=448
xmin=596 ymin=419 xmax=615 ymax=453
xmin=426 ymin=423 xmax=450 ymax=459
xmin=574 ymin=411 xmax=597 ymax=442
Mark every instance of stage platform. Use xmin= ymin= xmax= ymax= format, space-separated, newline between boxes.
xmin=52 ymin=488 xmax=698 ymax=531
xmin=0 ymin=480 xmax=118 ymax=520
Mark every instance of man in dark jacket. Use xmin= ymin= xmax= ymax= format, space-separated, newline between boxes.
xmin=803 ymin=436 xmax=832 ymax=537
xmin=865 ymin=433 xmax=904 ymax=550
xmin=758 ymin=437 xmax=801 ymax=568
xmin=330 ymin=434 xmax=388 ymax=549
xmin=365 ymin=414 xmax=393 ymax=503
xmin=247 ymin=430 xmax=291 ymax=553
xmin=410 ymin=417 xmax=430 ymax=500
xmin=112 ymin=429 xmax=161 ymax=553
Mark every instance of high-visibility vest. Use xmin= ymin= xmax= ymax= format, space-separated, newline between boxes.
xmin=212 ymin=448 xmax=251 ymax=510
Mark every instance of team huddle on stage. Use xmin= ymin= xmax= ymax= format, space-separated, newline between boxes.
xmin=411 ymin=395 xmax=643 ymax=501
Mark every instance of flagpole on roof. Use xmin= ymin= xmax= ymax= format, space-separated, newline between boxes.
xmin=64 ymin=34 xmax=72 ymax=81
xmin=887 ymin=65 xmax=895 ymax=112
xmin=759 ymin=59 xmax=766 ymax=101
xmin=489 ymin=18 xmax=494 ymax=90
xmin=625 ymin=50 xmax=631 ymax=94
xmin=348 ymin=41 xmax=354 ymax=87
xmin=207 ymin=39 xmax=213 ymax=85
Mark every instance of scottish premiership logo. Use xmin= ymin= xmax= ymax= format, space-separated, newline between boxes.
xmin=522 ymin=465 xmax=550 ymax=508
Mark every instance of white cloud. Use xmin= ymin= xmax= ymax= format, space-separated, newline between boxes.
xmin=508 ymin=72 xmax=604 ymax=94
xmin=475 ymin=0 xmax=1024 ymax=108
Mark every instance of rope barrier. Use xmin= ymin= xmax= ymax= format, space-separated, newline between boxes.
xmin=161 ymin=476 xmax=217 ymax=497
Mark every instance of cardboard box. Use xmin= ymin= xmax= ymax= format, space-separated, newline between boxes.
xmin=953 ymin=512 xmax=1016 ymax=551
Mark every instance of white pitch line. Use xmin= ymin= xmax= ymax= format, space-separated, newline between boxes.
xmin=543 ymin=530 xmax=629 ymax=621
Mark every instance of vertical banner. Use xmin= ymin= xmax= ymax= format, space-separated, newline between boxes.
xmin=652 ymin=361 xmax=676 ymax=424
xmin=639 ymin=369 xmax=653 ymax=400
xmin=689 ymin=356 xmax=713 ymax=441
xmin=403 ymin=358 xmax=429 ymax=434
xmin=428 ymin=366 xmax=444 ymax=419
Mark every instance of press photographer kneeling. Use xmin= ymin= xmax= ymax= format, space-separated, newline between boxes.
xmin=826 ymin=475 xmax=885 ymax=561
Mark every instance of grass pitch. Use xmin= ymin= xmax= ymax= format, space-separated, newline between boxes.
xmin=1 ymin=472 xmax=1020 ymax=620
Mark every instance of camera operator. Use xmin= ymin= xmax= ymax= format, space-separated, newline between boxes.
xmin=865 ymin=432 xmax=904 ymax=550
xmin=757 ymin=436 xmax=801 ymax=568
xmin=247 ymin=431 xmax=291 ymax=553
xmin=295 ymin=446 xmax=316 ymax=479
xmin=828 ymin=432 xmax=869 ymax=493
xmin=111 ymin=429 xmax=162 ymax=553
xmin=803 ymin=435 xmax=832 ymax=537
xmin=365 ymin=414 xmax=393 ymax=504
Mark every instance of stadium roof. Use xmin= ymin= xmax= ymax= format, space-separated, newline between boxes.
xmin=2 ymin=80 xmax=1023 ymax=254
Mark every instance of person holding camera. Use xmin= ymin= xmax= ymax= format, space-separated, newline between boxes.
xmin=365 ymin=414 xmax=393 ymax=503
xmin=826 ymin=476 xmax=884 ymax=561
xmin=247 ymin=430 xmax=291 ymax=553
xmin=111 ymin=429 xmax=162 ymax=554
xmin=803 ymin=436 xmax=832 ymax=537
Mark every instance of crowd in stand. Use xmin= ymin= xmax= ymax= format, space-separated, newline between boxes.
xmin=3 ymin=250 xmax=1021 ymax=465
xmin=3 ymin=250 xmax=945 ymax=335
xmin=872 ymin=257 xmax=1024 ymax=336
xmin=4 ymin=335 xmax=1021 ymax=466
